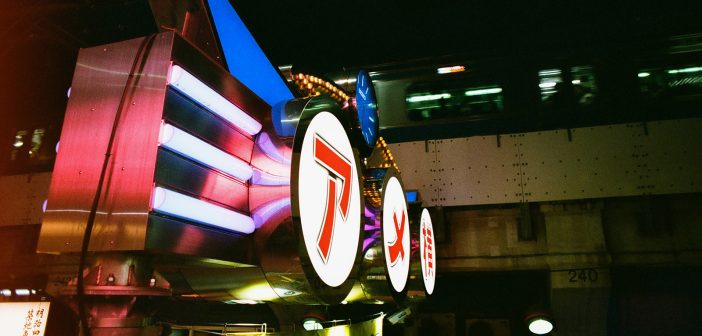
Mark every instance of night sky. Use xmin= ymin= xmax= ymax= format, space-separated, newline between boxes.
xmin=232 ymin=0 xmax=702 ymax=72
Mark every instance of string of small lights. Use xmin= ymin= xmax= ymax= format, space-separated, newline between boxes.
xmin=292 ymin=73 xmax=350 ymax=103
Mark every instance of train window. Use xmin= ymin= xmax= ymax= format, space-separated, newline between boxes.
xmin=639 ymin=65 xmax=702 ymax=102
xmin=406 ymin=81 xmax=503 ymax=121
xmin=539 ymin=68 xmax=562 ymax=101
xmin=540 ymin=66 xmax=597 ymax=109
xmin=571 ymin=66 xmax=597 ymax=106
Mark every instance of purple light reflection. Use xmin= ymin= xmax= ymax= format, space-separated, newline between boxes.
xmin=252 ymin=197 xmax=291 ymax=229
xmin=362 ymin=231 xmax=382 ymax=253
xmin=251 ymin=169 xmax=290 ymax=186
xmin=256 ymin=132 xmax=291 ymax=164
xmin=362 ymin=205 xmax=382 ymax=253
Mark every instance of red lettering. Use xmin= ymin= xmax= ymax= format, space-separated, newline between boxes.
xmin=314 ymin=135 xmax=353 ymax=262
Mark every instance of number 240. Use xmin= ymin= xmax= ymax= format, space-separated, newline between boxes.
xmin=568 ymin=268 xmax=598 ymax=283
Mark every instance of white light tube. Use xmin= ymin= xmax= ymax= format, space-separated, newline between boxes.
xmin=437 ymin=65 xmax=465 ymax=74
xmin=465 ymin=87 xmax=503 ymax=96
xmin=667 ymin=66 xmax=702 ymax=74
xmin=539 ymin=82 xmax=557 ymax=89
xmin=159 ymin=123 xmax=253 ymax=182
xmin=407 ymin=93 xmax=451 ymax=103
xmin=168 ymin=65 xmax=263 ymax=136
xmin=334 ymin=78 xmax=357 ymax=85
xmin=152 ymin=186 xmax=255 ymax=234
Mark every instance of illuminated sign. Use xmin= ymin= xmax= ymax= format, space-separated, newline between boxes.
xmin=383 ymin=176 xmax=410 ymax=293
xmin=420 ymin=208 xmax=436 ymax=295
xmin=167 ymin=65 xmax=262 ymax=136
xmin=0 ymin=301 xmax=50 ymax=336
xmin=298 ymin=111 xmax=361 ymax=287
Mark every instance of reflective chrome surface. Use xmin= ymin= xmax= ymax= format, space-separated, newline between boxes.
xmin=154 ymin=149 xmax=249 ymax=213
xmin=39 ymin=33 xmax=266 ymax=264
xmin=148 ymin=0 xmax=225 ymax=67
xmin=38 ymin=35 xmax=170 ymax=253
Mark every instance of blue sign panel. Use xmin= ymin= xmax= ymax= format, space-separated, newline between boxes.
xmin=208 ymin=0 xmax=294 ymax=106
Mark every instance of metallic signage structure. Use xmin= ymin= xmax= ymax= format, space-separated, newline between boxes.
xmin=39 ymin=14 xmax=436 ymax=308
xmin=38 ymin=32 xmax=264 ymax=261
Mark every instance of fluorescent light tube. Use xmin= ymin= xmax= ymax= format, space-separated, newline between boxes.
xmin=152 ymin=186 xmax=255 ymax=234
xmin=667 ymin=67 xmax=702 ymax=74
xmin=539 ymin=82 xmax=557 ymax=89
xmin=437 ymin=65 xmax=465 ymax=74
xmin=407 ymin=93 xmax=451 ymax=103
xmin=465 ymin=87 xmax=502 ymax=96
xmin=159 ymin=123 xmax=253 ymax=182
xmin=168 ymin=65 xmax=263 ymax=136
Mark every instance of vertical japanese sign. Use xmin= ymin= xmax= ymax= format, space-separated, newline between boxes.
xmin=0 ymin=301 xmax=50 ymax=336
xmin=420 ymin=208 xmax=436 ymax=295
xmin=383 ymin=176 xmax=410 ymax=293
xmin=298 ymin=111 xmax=361 ymax=287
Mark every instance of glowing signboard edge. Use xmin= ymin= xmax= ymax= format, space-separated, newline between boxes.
xmin=379 ymin=169 xmax=411 ymax=301
xmin=419 ymin=208 xmax=436 ymax=295
xmin=288 ymin=98 xmax=364 ymax=304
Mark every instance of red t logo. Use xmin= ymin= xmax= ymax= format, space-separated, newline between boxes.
xmin=387 ymin=210 xmax=406 ymax=265
xmin=313 ymin=134 xmax=353 ymax=263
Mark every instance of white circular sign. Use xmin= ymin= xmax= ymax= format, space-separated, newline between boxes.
xmin=298 ymin=111 xmax=361 ymax=287
xmin=419 ymin=208 xmax=436 ymax=295
xmin=383 ymin=176 xmax=410 ymax=293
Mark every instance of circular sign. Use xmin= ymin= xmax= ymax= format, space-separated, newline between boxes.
xmin=355 ymin=70 xmax=379 ymax=149
xmin=298 ymin=111 xmax=362 ymax=288
xmin=419 ymin=208 xmax=436 ymax=295
xmin=382 ymin=175 xmax=410 ymax=293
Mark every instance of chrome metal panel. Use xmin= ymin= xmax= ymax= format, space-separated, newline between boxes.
xmin=146 ymin=214 xmax=254 ymax=263
xmin=39 ymin=31 xmax=272 ymax=258
xmin=88 ymin=33 xmax=173 ymax=251
xmin=0 ymin=173 xmax=51 ymax=226
xmin=154 ymin=149 xmax=249 ymax=212
xmin=435 ymin=136 xmax=522 ymax=206
xmin=163 ymin=89 xmax=254 ymax=162
xmin=180 ymin=266 xmax=268 ymax=301
xmin=171 ymin=36 xmax=270 ymax=126
xmin=148 ymin=0 xmax=225 ymax=66
xmin=387 ymin=141 xmax=438 ymax=205
xmin=38 ymin=36 xmax=160 ymax=253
